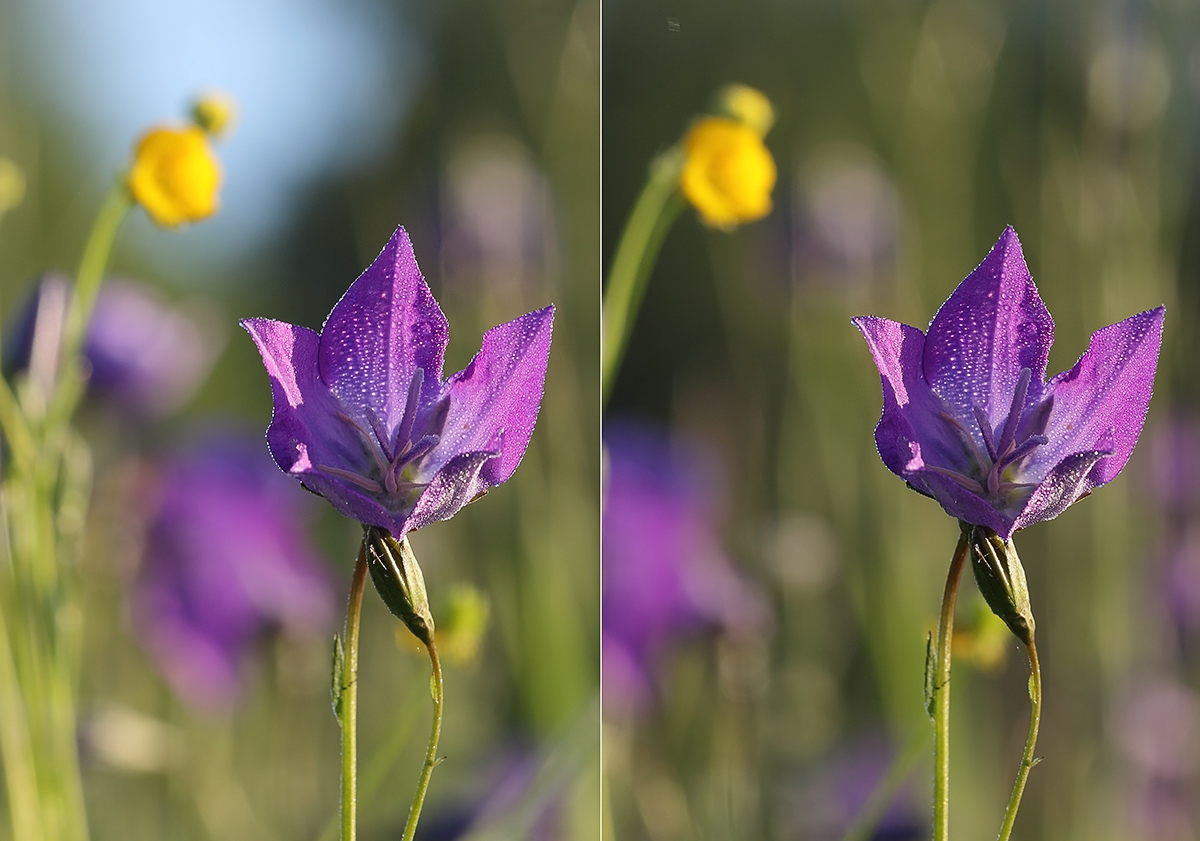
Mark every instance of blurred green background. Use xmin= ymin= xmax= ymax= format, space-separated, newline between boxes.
xmin=0 ymin=0 xmax=599 ymax=838
xmin=604 ymin=1 xmax=1200 ymax=839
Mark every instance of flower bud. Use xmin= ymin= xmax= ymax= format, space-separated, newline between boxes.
xmin=190 ymin=91 xmax=237 ymax=137
xmin=967 ymin=525 xmax=1035 ymax=646
xmin=364 ymin=527 xmax=435 ymax=645
xmin=127 ymin=126 xmax=221 ymax=228
xmin=0 ymin=157 xmax=26 ymax=215
xmin=712 ymin=84 xmax=775 ymax=136
xmin=679 ymin=117 xmax=776 ymax=230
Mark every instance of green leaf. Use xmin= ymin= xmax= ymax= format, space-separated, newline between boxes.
xmin=924 ymin=632 xmax=936 ymax=720
xmin=331 ymin=634 xmax=346 ymax=718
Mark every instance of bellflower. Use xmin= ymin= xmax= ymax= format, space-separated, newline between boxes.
xmin=603 ymin=421 xmax=768 ymax=713
xmin=3 ymin=276 xmax=219 ymax=418
xmin=242 ymin=226 xmax=553 ymax=538
xmin=132 ymin=436 xmax=335 ymax=710
xmin=854 ymin=227 xmax=1163 ymax=540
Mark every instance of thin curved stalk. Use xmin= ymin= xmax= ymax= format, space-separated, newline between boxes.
xmin=995 ymin=640 xmax=1042 ymax=841
xmin=401 ymin=638 xmax=444 ymax=841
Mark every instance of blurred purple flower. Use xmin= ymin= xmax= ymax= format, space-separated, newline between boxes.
xmin=794 ymin=153 xmax=900 ymax=285
xmin=787 ymin=735 xmax=925 ymax=841
xmin=602 ymin=422 xmax=768 ymax=713
xmin=854 ymin=227 xmax=1163 ymax=539
xmin=1144 ymin=416 xmax=1200 ymax=515
xmin=85 ymin=280 xmax=221 ymax=417
xmin=418 ymin=743 xmax=567 ymax=841
xmin=441 ymin=133 xmax=556 ymax=294
xmin=3 ymin=275 xmax=220 ymax=418
xmin=1161 ymin=527 xmax=1200 ymax=635
xmin=1110 ymin=677 xmax=1200 ymax=838
xmin=132 ymin=435 xmax=335 ymax=711
xmin=242 ymin=226 xmax=553 ymax=538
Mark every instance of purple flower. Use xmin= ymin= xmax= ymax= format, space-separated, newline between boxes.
xmin=3 ymin=276 xmax=220 ymax=419
xmin=1144 ymin=416 xmax=1200 ymax=515
xmin=787 ymin=734 xmax=925 ymax=841
xmin=854 ymin=227 xmax=1163 ymax=539
xmin=84 ymin=280 xmax=221 ymax=417
xmin=132 ymin=435 xmax=335 ymax=711
xmin=242 ymin=227 xmax=553 ymax=538
xmin=602 ymin=422 xmax=768 ymax=713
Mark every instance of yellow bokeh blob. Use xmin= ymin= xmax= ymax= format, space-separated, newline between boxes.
xmin=680 ymin=117 xmax=776 ymax=230
xmin=127 ymin=126 xmax=221 ymax=228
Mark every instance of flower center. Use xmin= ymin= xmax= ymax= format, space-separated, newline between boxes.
xmin=316 ymin=368 xmax=448 ymax=501
xmin=927 ymin=367 xmax=1053 ymax=504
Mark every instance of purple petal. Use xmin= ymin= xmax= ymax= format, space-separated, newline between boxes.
xmin=318 ymin=227 xmax=449 ymax=428
xmin=241 ymin=318 xmax=352 ymax=472
xmin=242 ymin=318 xmax=399 ymax=529
xmin=1032 ymin=307 xmax=1164 ymax=488
xmin=285 ymin=467 xmax=409 ymax=536
xmin=904 ymin=444 xmax=1016 ymax=536
xmin=405 ymin=449 xmax=498 ymax=532
xmin=1014 ymin=444 xmax=1114 ymax=533
xmin=851 ymin=316 xmax=931 ymax=479
xmin=923 ymin=227 xmax=1054 ymax=425
xmin=433 ymin=306 xmax=554 ymax=486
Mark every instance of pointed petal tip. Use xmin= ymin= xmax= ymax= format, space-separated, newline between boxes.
xmin=991 ymin=224 xmax=1025 ymax=261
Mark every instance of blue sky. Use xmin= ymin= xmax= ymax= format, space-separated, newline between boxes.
xmin=9 ymin=0 xmax=425 ymax=276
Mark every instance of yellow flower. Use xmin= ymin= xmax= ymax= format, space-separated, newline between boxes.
xmin=680 ymin=117 xmax=776 ymax=230
xmin=127 ymin=126 xmax=221 ymax=228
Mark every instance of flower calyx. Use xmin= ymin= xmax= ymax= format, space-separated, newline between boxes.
xmin=966 ymin=523 xmax=1035 ymax=646
xmin=364 ymin=526 xmax=435 ymax=646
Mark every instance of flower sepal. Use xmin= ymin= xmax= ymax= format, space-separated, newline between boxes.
xmin=967 ymin=523 xmax=1035 ymax=646
xmin=364 ymin=526 xmax=435 ymax=645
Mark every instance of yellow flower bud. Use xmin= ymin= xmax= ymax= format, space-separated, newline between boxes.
xmin=127 ymin=126 xmax=221 ymax=228
xmin=713 ymin=84 xmax=775 ymax=136
xmin=0 ymin=157 xmax=26 ymax=215
xmin=680 ymin=117 xmax=776 ymax=230
xmin=190 ymin=91 xmax=237 ymax=137
xmin=395 ymin=583 xmax=490 ymax=667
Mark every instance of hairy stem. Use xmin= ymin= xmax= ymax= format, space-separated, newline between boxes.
xmin=339 ymin=543 xmax=369 ymax=841
xmin=933 ymin=527 xmax=970 ymax=841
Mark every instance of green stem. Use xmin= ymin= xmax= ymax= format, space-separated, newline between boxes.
xmin=48 ymin=182 xmax=132 ymax=426
xmin=0 ymin=380 xmax=34 ymax=471
xmin=601 ymin=149 xmax=686 ymax=407
xmin=933 ymin=527 xmax=970 ymax=841
xmin=995 ymin=640 xmax=1042 ymax=841
xmin=401 ymin=637 xmax=444 ymax=841
xmin=340 ymin=543 xmax=369 ymax=841
xmin=0 ymin=580 xmax=42 ymax=841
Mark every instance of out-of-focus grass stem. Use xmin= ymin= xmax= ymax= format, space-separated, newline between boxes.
xmin=601 ymin=149 xmax=685 ymax=407
xmin=48 ymin=181 xmax=131 ymax=428
xmin=0 ymin=575 xmax=42 ymax=841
